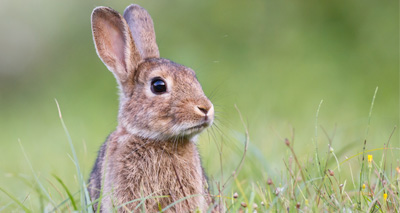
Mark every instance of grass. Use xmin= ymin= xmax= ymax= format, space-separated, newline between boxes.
xmin=1 ymin=87 xmax=399 ymax=212
xmin=1 ymin=0 xmax=397 ymax=211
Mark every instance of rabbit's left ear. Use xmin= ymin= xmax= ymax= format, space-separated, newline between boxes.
xmin=123 ymin=4 xmax=160 ymax=59
xmin=91 ymin=6 xmax=142 ymax=85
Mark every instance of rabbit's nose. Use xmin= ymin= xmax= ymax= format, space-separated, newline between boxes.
xmin=197 ymin=106 xmax=208 ymax=115
xmin=195 ymin=104 xmax=214 ymax=120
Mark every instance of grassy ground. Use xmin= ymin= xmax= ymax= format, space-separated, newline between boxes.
xmin=0 ymin=0 xmax=398 ymax=212
xmin=1 ymin=87 xmax=398 ymax=212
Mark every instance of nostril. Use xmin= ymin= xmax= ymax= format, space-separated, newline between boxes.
xmin=197 ymin=106 xmax=208 ymax=115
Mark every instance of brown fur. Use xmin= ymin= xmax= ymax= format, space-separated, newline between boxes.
xmin=89 ymin=4 xmax=214 ymax=212
xmin=89 ymin=128 xmax=211 ymax=212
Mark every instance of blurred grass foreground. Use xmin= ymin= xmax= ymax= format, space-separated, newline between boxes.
xmin=0 ymin=0 xmax=398 ymax=212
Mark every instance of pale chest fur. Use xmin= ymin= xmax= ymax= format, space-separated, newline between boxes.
xmin=101 ymin=133 xmax=209 ymax=212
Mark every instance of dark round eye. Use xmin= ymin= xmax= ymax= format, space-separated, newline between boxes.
xmin=151 ymin=78 xmax=167 ymax=94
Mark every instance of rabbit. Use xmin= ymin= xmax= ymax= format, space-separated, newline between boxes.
xmin=88 ymin=4 xmax=215 ymax=212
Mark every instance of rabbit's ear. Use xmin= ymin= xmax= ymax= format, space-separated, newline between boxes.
xmin=91 ymin=7 xmax=142 ymax=84
xmin=123 ymin=4 xmax=160 ymax=59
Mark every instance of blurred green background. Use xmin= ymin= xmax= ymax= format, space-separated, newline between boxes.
xmin=0 ymin=0 xmax=398 ymax=209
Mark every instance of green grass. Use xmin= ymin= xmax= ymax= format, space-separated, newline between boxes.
xmin=1 ymin=87 xmax=399 ymax=212
xmin=1 ymin=0 xmax=397 ymax=211
xmin=0 ymin=0 xmax=397 ymax=211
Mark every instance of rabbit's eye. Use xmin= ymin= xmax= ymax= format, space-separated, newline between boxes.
xmin=151 ymin=78 xmax=167 ymax=94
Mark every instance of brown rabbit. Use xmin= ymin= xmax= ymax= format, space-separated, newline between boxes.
xmin=88 ymin=4 xmax=214 ymax=212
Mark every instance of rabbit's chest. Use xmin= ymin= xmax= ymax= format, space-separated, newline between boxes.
xmin=107 ymin=143 xmax=207 ymax=211
xmin=117 ymin=145 xmax=203 ymax=193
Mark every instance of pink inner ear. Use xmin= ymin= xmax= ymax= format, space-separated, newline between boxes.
xmin=105 ymin=21 xmax=126 ymax=71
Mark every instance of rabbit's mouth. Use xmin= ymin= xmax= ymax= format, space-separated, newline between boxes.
xmin=187 ymin=123 xmax=209 ymax=131
xmin=182 ymin=122 xmax=211 ymax=136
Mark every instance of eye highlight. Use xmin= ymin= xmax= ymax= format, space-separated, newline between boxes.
xmin=151 ymin=78 xmax=167 ymax=94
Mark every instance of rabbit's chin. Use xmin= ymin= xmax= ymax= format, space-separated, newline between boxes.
xmin=124 ymin=121 xmax=212 ymax=142
xmin=179 ymin=123 xmax=210 ymax=136
xmin=171 ymin=119 xmax=213 ymax=139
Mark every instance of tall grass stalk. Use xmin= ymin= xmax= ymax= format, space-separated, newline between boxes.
xmin=19 ymin=140 xmax=56 ymax=208
xmin=55 ymin=99 xmax=92 ymax=213
xmin=358 ymin=87 xmax=378 ymax=209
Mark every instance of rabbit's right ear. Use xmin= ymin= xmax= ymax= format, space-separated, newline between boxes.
xmin=91 ymin=7 xmax=142 ymax=86
xmin=123 ymin=4 xmax=160 ymax=59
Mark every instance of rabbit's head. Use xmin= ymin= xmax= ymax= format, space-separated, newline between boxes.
xmin=91 ymin=5 xmax=213 ymax=140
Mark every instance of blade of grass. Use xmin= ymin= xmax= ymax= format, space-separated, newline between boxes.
xmin=52 ymin=174 xmax=78 ymax=211
xmin=314 ymin=100 xmax=324 ymax=176
xmin=15 ymin=173 xmax=45 ymax=211
xmin=0 ymin=187 xmax=32 ymax=213
xmin=55 ymin=99 xmax=92 ymax=212
xmin=222 ymin=104 xmax=249 ymax=189
xmin=358 ymin=87 xmax=378 ymax=209
xmin=0 ymin=202 xmax=13 ymax=211
xmin=19 ymin=140 xmax=56 ymax=207
xmin=49 ymin=191 xmax=80 ymax=212
xmin=248 ymin=185 xmax=255 ymax=212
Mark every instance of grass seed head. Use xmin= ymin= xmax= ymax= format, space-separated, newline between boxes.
xmin=284 ymin=138 xmax=290 ymax=146
xmin=252 ymin=203 xmax=258 ymax=209
xmin=275 ymin=187 xmax=282 ymax=196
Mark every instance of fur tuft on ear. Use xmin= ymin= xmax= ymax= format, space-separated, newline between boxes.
xmin=91 ymin=7 xmax=142 ymax=87
xmin=123 ymin=4 xmax=160 ymax=59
